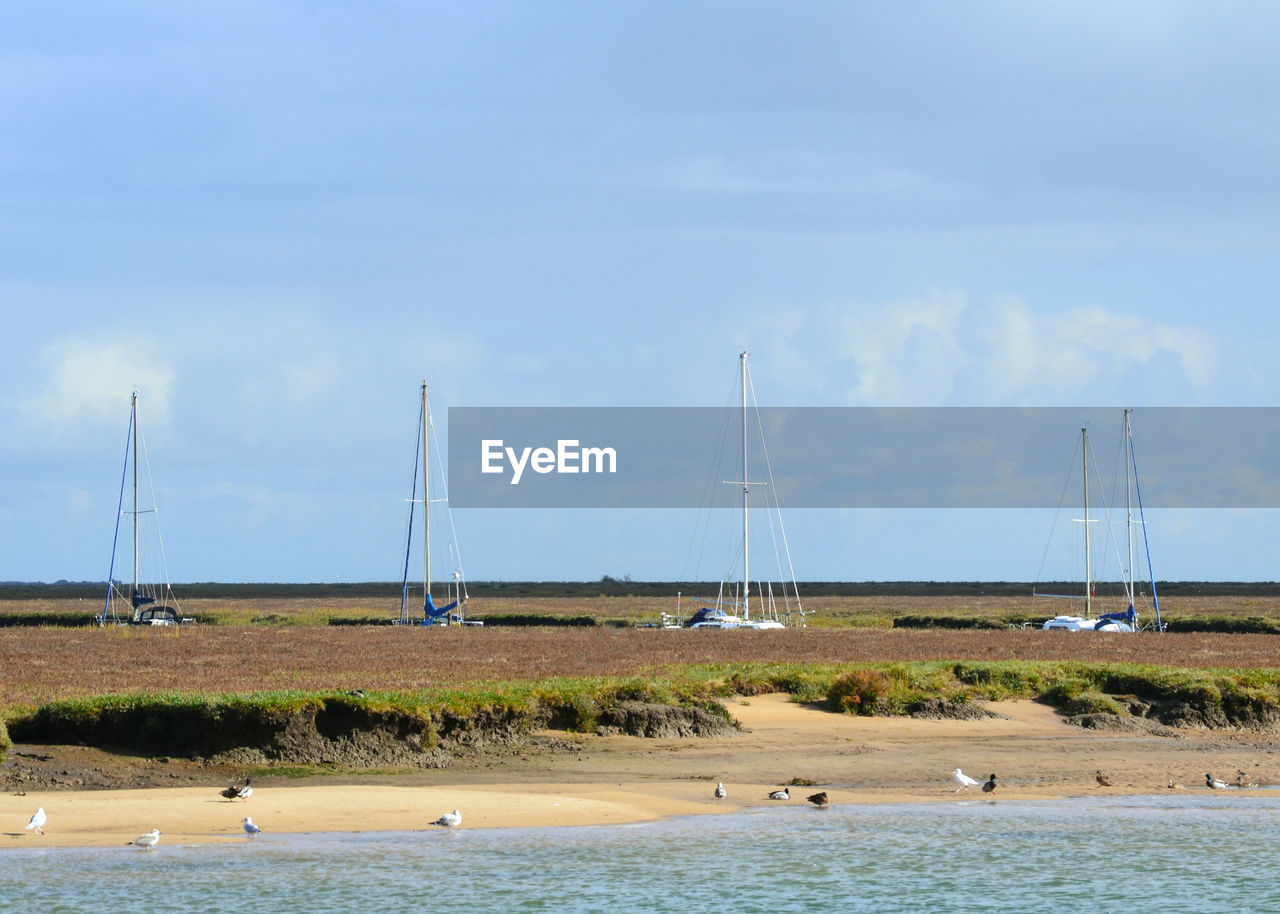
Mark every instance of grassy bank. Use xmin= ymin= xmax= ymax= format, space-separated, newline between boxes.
xmin=6 ymin=660 xmax=1279 ymax=765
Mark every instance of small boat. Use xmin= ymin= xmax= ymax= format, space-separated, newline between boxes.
xmin=671 ymin=353 xmax=808 ymax=630
xmin=1038 ymin=411 xmax=1162 ymax=633
xmin=99 ymin=392 xmax=187 ymax=627
xmin=398 ymin=382 xmax=479 ymax=627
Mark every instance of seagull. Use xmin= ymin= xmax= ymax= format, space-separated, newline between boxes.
xmin=806 ymin=791 xmax=829 ymax=807
xmin=236 ymin=779 xmax=254 ymax=802
xmin=431 ymin=809 xmax=463 ymax=828
xmin=714 ymin=782 xmax=726 ymax=799
xmin=1095 ymin=770 xmax=1114 ymax=788
xmin=130 ymin=829 xmax=161 ymax=849
xmin=982 ymin=774 xmax=998 ymax=793
xmin=25 ymin=808 xmax=46 ymax=835
xmin=953 ymin=768 xmax=982 ymax=792
xmin=1206 ymin=773 xmax=1229 ymax=790
xmin=243 ymin=817 xmax=262 ymax=836
xmin=767 ymin=787 xmax=790 ymax=800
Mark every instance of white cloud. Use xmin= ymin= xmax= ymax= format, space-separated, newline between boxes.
xmin=18 ymin=337 xmax=175 ymax=436
xmin=760 ymin=292 xmax=1223 ymax=406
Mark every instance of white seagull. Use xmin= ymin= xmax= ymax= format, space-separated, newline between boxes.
xmin=130 ymin=829 xmax=161 ymax=849
xmin=243 ymin=816 xmax=262 ymax=836
xmin=431 ymin=809 xmax=463 ymax=828
xmin=25 ymin=808 xmax=46 ymax=835
xmin=714 ymin=782 xmax=727 ymax=799
xmin=953 ymin=768 xmax=982 ymax=793
xmin=767 ymin=787 xmax=790 ymax=800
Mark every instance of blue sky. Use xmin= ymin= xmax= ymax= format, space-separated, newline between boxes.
xmin=3 ymin=2 xmax=1280 ymax=584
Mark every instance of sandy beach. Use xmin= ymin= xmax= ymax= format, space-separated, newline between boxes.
xmin=5 ymin=694 xmax=1276 ymax=848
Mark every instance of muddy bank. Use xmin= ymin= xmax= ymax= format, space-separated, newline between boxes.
xmin=6 ymin=697 xmax=737 ymax=772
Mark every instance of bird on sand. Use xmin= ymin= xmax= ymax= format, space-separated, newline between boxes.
xmin=714 ymin=782 xmax=726 ymax=799
xmin=1236 ymin=770 xmax=1257 ymax=788
xmin=982 ymin=774 xmax=998 ymax=793
xmin=220 ymin=779 xmax=247 ymax=802
xmin=806 ymin=791 xmax=829 ymax=807
xmin=129 ymin=829 xmax=161 ymax=849
xmin=431 ymin=809 xmax=463 ymax=828
xmin=25 ymin=808 xmax=46 ymax=835
xmin=243 ymin=817 xmax=262 ymax=836
xmin=1095 ymin=770 xmax=1114 ymax=788
xmin=1206 ymin=773 xmax=1229 ymax=790
xmin=953 ymin=768 xmax=982 ymax=793
xmin=236 ymin=779 xmax=254 ymax=802
xmin=767 ymin=787 xmax=790 ymax=800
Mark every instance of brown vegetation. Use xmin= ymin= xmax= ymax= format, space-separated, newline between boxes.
xmin=2 ymin=624 xmax=1278 ymax=708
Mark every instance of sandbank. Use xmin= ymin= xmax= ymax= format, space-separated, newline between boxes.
xmin=5 ymin=695 xmax=1276 ymax=848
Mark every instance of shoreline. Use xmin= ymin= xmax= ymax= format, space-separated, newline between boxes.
xmin=6 ymin=694 xmax=1277 ymax=849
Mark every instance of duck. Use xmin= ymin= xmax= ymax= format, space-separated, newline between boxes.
xmin=431 ymin=809 xmax=463 ymax=827
xmin=1095 ymin=770 xmax=1113 ymax=788
xmin=236 ymin=779 xmax=254 ymax=802
xmin=767 ymin=787 xmax=790 ymax=800
xmin=806 ymin=791 xmax=829 ymax=807
xmin=982 ymin=774 xmax=998 ymax=793
xmin=1206 ymin=773 xmax=1229 ymax=790
xmin=129 ymin=829 xmax=161 ymax=849
xmin=714 ymin=782 xmax=726 ymax=799
xmin=1236 ymin=769 xmax=1257 ymax=788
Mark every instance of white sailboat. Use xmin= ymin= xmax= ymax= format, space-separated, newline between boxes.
xmin=680 ymin=352 xmax=807 ymax=629
xmin=1037 ymin=411 xmax=1162 ymax=632
xmin=398 ymin=382 xmax=478 ymax=627
xmin=99 ymin=392 xmax=185 ymax=626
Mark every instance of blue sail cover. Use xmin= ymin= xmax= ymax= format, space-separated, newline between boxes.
xmin=1096 ymin=606 xmax=1138 ymax=627
xmin=422 ymin=592 xmax=459 ymax=625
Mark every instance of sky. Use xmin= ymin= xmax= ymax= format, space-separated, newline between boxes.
xmin=3 ymin=1 xmax=1280 ymax=584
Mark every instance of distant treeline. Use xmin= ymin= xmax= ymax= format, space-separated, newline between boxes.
xmin=4 ymin=580 xmax=1280 ymax=599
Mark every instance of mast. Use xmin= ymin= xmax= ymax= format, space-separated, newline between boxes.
xmin=741 ymin=351 xmax=749 ymax=621
xmin=422 ymin=381 xmax=431 ymax=603
xmin=1082 ymin=427 xmax=1091 ymax=618
xmin=1124 ymin=409 xmax=1135 ymax=611
xmin=132 ymin=391 xmax=139 ymax=610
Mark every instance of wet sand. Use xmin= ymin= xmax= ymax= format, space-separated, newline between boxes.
xmin=5 ymin=695 xmax=1276 ymax=847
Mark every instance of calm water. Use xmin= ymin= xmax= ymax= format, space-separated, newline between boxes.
xmin=5 ymin=796 xmax=1279 ymax=913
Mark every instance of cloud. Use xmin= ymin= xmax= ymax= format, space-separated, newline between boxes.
xmin=753 ymin=292 xmax=1223 ymax=407
xmin=18 ymin=336 xmax=175 ymax=437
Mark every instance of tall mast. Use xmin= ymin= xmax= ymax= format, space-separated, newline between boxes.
xmin=1082 ymin=427 xmax=1091 ymax=617
xmin=741 ymin=351 xmax=749 ymax=621
xmin=422 ymin=381 xmax=431 ymax=601
xmin=132 ymin=391 xmax=139 ymax=609
xmin=1124 ymin=409 xmax=1135 ymax=610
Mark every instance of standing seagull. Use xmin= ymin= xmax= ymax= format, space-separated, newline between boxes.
xmin=714 ymin=782 xmax=727 ymax=800
xmin=1206 ymin=773 xmax=1229 ymax=790
xmin=243 ymin=817 xmax=262 ymax=837
xmin=953 ymin=768 xmax=982 ymax=793
xmin=431 ymin=809 xmax=463 ymax=828
xmin=129 ymin=829 xmax=161 ymax=849
xmin=1095 ymin=770 xmax=1114 ymax=788
xmin=767 ymin=787 xmax=790 ymax=800
xmin=982 ymin=774 xmax=998 ymax=794
xmin=806 ymin=791 xmax=829 ymax=807
xmin=25 ymin=808 xmax=46 ymax=835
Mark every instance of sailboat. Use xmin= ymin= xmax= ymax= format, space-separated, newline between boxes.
xmin=1037 ymin=410 xmax=1162 ymax=632
xmin=99 ymin=392 xmax=185 ymax=626
xmin=398 ymin=382 xmax=478 ymax=627
xmin=679 ymin=352 xmax=807 ymax=629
